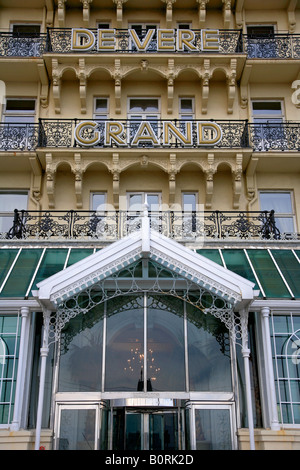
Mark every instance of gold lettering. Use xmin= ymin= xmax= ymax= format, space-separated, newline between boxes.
xmin=105 ymin=122 xmax=127 ymax=146
xmin=197 ymin=122 xmax=222 ymax=146
xmin=157 ymin=29 xmax=176 ymax=51
xmin=97 ymin=29 xmax=116 ymax=50
xmin=163 ymin=121 xmax=192 ymax=146
xmin=129 ymin=29 xmax=156 ymax=51
xmin=201 ymin=29 xmax=219 ymax=51
xmin=177 ymin=30 xmax=197 ymax=52
xmin=131 ymin=121 xmax=159 ymax=146
xmin=71 ymin=28 xmax=95 ymax=51
xmin=74 ymin=121 xmax=101 ymax=147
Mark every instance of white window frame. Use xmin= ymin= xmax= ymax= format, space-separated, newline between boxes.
xmin=179 ymin=97 xmax=195 ymax=120
xmin=127 ymin=192 xmax=161 ymax=212
xmin=3 ymin=98 xmax=36 ymax=124
xmin=259 ymin=190 xmax=297 ymax=235
xmin=127 ymin=97 xmax=160 ymax=120
xmin=269 ymin=311 xmax=300 ymax=427
xmin=10 ymin=23 xmax=41 ymax=35
xmin=93 ymin=97 xmax=109 ymax=120
xmin=90 ymin=192 xmax=107 ymax=211
xmin=0 ymin=313 xmax=22 ymax=428
xmin=182 ymin=192 xmax=198 ymax=211
xmin=251 ymin=100 xmax=285 ymax=124
xmin=0 ymin=191 xmax=28 ymax=235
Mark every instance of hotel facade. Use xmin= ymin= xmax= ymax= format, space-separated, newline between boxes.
xmin=0 ymin=0 xmax=300 ymax=451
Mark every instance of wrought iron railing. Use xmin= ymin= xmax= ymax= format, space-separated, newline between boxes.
xmin=0 ymin=32 xmax=47 ymax=57
xmin=0 ymin=29 xmax=299 ymax=59
xmin=244 ymin=33 xmax=300 ymax=59
xmin=2 ymin=208 xmax=288 ymax=242
xmin=1 ymin=119 xmax=300 ymax=152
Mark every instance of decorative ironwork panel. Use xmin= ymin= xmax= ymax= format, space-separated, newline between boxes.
xmin=0 ymin=124 xmax=39 ymax=151
xmin=0 ymin=33 xmax=47 ymax=57
xmin=244 ymin=34 xmax=300 ymax=59
xmin=248 ymin=123 xmax=300 ymax=152
xmin=39 ymin=120 xmax=74 ymax=148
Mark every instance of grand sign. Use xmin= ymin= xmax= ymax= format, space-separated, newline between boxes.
xmin=74 ymin=120 xmax=223 ymax=148
xmin=71 ymin=28 xmax=220 ymax=52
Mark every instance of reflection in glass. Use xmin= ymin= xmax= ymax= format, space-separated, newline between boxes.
xmin=147 ymin=295 xmax=185 ymax=391
xmin=105 ymin=296 xmax=144 ymax=391
xmin=149 ymin=412 xmax=178 ymax=450
xmin=58 ymin=304 xmax=104 ymax=392
xmin=58 ymin=292 xmax=233 ymax=394
xmin=195 ymin=409 xmax=232 ymax=450
xmin=59 ymin=408 xmax=96 ymax=450
xmin=187 ymin=302 xmax=232 ymax=391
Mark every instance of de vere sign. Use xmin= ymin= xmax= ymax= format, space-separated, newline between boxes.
xmin=71 ymin=28 xmax=220 ymax=52
xmin=74 ymin=120 xmax=223 ymax=148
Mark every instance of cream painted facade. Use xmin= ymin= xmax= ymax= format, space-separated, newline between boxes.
xmin=0 ymin=0 xmax=300 ymax=452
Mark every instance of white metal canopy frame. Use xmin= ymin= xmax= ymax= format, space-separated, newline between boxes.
xmin=34 ymin=207 xmax=256 ymax=450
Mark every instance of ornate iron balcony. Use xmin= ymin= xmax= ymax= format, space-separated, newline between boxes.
xmin=0 ymin=119 xmax=300 ymax=152
xmin=2 ymin=208 xmax=290 ymax=242
xmin=0 ymin=32 xmax=47 ymax=57
xmin=1 ymin=29 xmax=300 ymax=59
xmin=244 ymin=33 xmax=300 ymax=59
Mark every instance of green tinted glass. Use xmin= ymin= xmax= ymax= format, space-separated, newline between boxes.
xmin=246 ymin=250 xmax=290 ymax=298
xmin=196 ymin=249 xmax=223 ymax=265
xmin=221 ymin=249 xmax=260 ymax=294
xmin=0 ymin=249 xmax=19 ymax=288
xmin=32 ymin=249 xmax=69 ymax=290
xmin=0 ymin=249 xmax=43 ymax=297
xmin=270 ymin=250 xmax=300 ymax=298
xmin=67 ymin=249 xmax=94 ymax=267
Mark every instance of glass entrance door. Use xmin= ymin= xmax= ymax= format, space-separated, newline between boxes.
xmin=112 ymin=408 xmax=180 ymax=450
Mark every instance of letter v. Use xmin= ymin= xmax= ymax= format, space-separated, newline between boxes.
xmin=129 ymin=29 xmax=156 ymax=51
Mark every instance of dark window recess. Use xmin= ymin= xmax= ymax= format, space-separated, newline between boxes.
xmin=12 ymin=25 xmax=41 ymax=38
xmin=247 ymin=26 xmax=275 ymax=38
xmin=6 ymin=99 xmax=36 ymax=112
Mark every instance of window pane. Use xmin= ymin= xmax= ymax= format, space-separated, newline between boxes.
xmin=129 ymin=99 xmax=159 ymax=113
xmin=246 ymin=249 xmax=290 ymax=298
xmin=31 ymin=249 xmax=68 ymax=290
xmin=0 ymin=314 xmax=20 ymax=425
xmin=92 ymin=193 xmax=106 ymax=211
xmin=95 ymin=99 xmax=108 ymax=113
xmin=58 ymin=305 xmax=104 ymax=392
xmin=270 ymin=250 xmax=300 ymax=297
xmin=187 ymin=303 xmax=232 ymax=392
xmin=105 ymin=296 xmax=144 ymax=391
xmin=0 ymin=249 xmax=43 ymax=297
xmin=67 ymin=249 xmax=94 ymax=267
xmin=260 ymin=192 xmax=293 ymax=213
xmin=183 ymin=193 xmax=196 ymax=211
xmin=196 ymin=249 xmax=223 ymax=265
xmin=59 ymin=408 xmax=96 ymax=450
xmin=270 ymin=313 xmax=300 ymax=424
xmin=147 ymin=295 xmax=185 ymax=391
xmin=221 ymin=249 xmax=260 ymax=292
xmin=195 ymin=409 xmax=232 ymax=450
xmin=180 ymin=99 xmax=193 ymax=112
xmin=0 ymin=250 xmax=19 ymax=288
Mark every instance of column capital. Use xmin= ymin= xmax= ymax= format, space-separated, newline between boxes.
xmin=261 ymin=306 xmax=271 ymax=317
xmin=20 ymin=306 xmax=30 ymax=317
